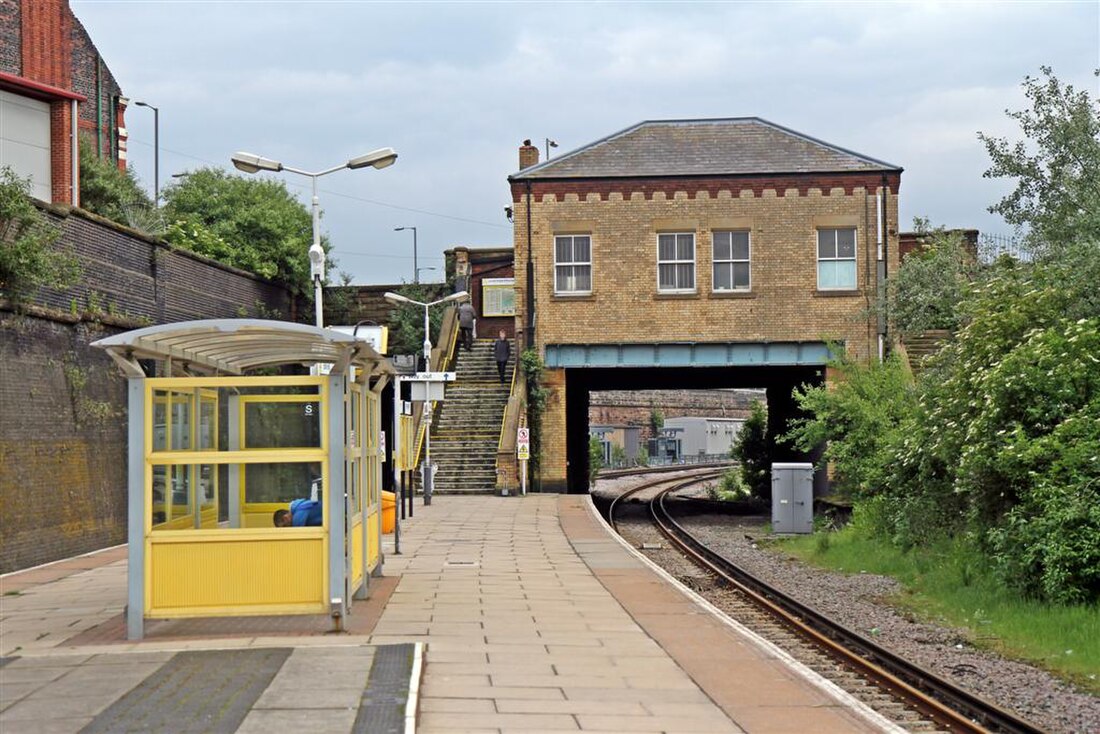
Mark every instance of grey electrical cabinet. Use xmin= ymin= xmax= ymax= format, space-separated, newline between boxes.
xmin=771 ymin=463 xmax=814 ymax=534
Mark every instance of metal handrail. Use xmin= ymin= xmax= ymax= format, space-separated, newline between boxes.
xmin=496 ymin=342 xmax=520 ymax=454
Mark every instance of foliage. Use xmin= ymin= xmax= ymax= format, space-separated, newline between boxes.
xmin=162 ymin=168 xmax=323 ymax=294
xmin=588 ymin=435 xmax=604 ymax=486
xmin=881 ymin=218 xmax=981 ymax=335
xmin=648 ymin=405 xmax=664 ymax=435
xmin=785 ymin=353 xmax=916 ymax=500
xmin=78 ymin=134 xmax=154 ymax=227
xmin=978 ymin=66 xmax=1100 ymax=254
xmin=384 ymin=283 xmax=448 ymax=357
xmin=732 ymin=400 xmax=770 ymax=501
xmin=520 ymin=348 xmax=549 ymax=478
xmin=635 ymin=445 xmax=649 ymax=467
xmin=611 ymin=444 xmax=626 ymax=468
xmin=708 ymin=468 xmax=750 ymax=502
xmin=0 ymin=167 xmax=80 ymax=302
xmin=777 ymin=524 xmax=1100 ymax=689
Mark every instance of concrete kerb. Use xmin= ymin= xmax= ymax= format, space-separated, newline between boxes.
xmin=580 ymin=494 xmax=907 ymax=734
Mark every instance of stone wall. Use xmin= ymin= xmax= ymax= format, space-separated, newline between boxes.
xmin=0 ymin=206 xmax=294 ymax=572
xmin=589 ymin=389 xmax=762 ymax=440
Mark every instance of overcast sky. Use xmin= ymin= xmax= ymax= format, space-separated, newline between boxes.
xmin=72 ymin=1 xmax=1098 ymax=286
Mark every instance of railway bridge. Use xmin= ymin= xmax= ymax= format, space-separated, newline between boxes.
xmin=506 ymin=118 xmax=902 ymax=492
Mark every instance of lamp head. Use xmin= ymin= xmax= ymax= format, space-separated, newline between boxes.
xmin=347 ymin=147 xmax=398 ymax=170
xmin=383 ymin=291 xmax=414 ymax=306
xmin=442 ymin=290 xmax=469 ymax=304
xmin=231 ymin=152 xmax=283 ymax=174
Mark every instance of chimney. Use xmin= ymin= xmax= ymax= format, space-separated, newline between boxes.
xmin=519 ymin=139 xmax=539 ymax=169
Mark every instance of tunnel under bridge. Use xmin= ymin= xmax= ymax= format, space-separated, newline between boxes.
xmin=539 ymin=341 xmax=831 ymax=493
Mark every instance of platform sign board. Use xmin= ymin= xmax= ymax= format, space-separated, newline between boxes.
xmin=517 ymin=427 xmax=530 ymax=461
xmin=408 ymin=371 xmax=456 ymax=402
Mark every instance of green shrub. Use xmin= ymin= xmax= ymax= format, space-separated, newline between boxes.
xmin=78 ymin=133 xmax=153 ymax=225
xmin=785 ymin=353 xmax=915 ymax=500
xmin=732 ymin=400 xmax=770 ymax=500
xmin=588 ymin=435 xmax=604 ymax=487
xmin=0 ymin=167 xmax=80 ymax=302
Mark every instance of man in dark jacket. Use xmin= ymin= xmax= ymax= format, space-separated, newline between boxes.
xmin=494 ymin=330 xmax=511 ymax=384
xmin=457 ymin=301 xmax=476 ymax=351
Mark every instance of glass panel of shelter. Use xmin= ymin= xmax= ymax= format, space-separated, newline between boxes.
xmin=148 ymin=384 xmax=328 ymax=532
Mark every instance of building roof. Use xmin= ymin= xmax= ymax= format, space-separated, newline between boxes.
xmin=510 ymin=118 xmax=901 ymax=180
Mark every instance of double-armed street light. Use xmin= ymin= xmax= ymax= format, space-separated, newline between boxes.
xmin=231 ymin=147 xmax=398 ymax=328
xmin=383 ymin=289 xmax=469 ymax=503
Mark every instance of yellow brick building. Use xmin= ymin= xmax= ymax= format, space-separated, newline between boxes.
xmin=508 ymin=119 xmax=902 ymax=492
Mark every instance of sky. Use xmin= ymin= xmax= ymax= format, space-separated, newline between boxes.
xmin=72 ymin=0 xmax=1099 ymax=286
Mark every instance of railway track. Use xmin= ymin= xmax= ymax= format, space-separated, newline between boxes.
xmin=604 ymin=469 xmax=1046 ymax=734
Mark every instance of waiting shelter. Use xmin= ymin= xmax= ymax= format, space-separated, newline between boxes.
xmin=92 ymin=319 xmax=393 ymax=640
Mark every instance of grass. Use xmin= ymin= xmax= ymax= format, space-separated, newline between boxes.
xmin=776 ymin=527 xmax=1100 ymax=692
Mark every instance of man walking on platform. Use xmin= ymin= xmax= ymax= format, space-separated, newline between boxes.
xmin=494 ymin=330 xmax=511 ymax=384
xmin=458 ymin=300 xmax=477 ymax=351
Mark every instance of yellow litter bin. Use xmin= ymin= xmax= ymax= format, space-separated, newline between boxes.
xmin=382 ymin=490 xmax=396 ymax=534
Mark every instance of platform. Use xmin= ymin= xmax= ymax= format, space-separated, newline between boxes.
xmin=1 ymin=495 xmax=897 ymax=733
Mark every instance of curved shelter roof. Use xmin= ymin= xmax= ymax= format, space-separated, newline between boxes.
xmin=92 ymin=319 xmax=393 ymax=378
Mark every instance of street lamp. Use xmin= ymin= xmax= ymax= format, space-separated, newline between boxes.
xmin=383 ymin=290 xmax=469 ymax=503
xmin=231 ymin=147 xmax=398 ymax=328
xmin=134 ymin=101 xmax=159 ymax=206
xmin=416 ymin=266 xmax=436 ymax=283
xmin=395 ymin=226 xmax=418 ymax=284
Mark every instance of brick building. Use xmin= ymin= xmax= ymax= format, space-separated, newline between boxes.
xmin=446 ymin=246 xmax=516 ymax=340
xmin=0 ymin=0 xmax=127 ymax=204
xmin=507 ymin=119 xmax=902 ymax=491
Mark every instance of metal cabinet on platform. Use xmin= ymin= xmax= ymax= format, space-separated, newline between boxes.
xmin=771 ymin=462 xmax=814 ymax=534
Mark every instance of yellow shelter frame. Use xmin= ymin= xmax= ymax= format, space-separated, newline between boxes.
xmin=93 ymin=320 xmax=392 ymax=640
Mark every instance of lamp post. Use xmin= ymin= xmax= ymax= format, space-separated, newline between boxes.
xmin=416 ymin=266 xmax=436 ymax=283
xmin=134 ymin=101 xmax=159 ymax=206
xmin=395 ymin=226 xmax=418 ymax=283
xmin=231 ymin=148 xmax=398 ymax=328
xmin=545 ymin=137 xmax=558 ymax=160
xmin=383 ymin=290 xmax=468 ymax=503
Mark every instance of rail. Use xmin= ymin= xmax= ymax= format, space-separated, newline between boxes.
xmin=606 ymin=473 xmax=1045 ymax=734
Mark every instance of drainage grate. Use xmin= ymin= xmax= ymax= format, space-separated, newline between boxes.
xmin=80 ymin=648 xmax=291 ymax=734
xmin=352 ymin=644 xmax=414 ymax=734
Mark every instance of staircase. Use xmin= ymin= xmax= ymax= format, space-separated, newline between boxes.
xmin=428 ymin=338 xmax=514 ymax=494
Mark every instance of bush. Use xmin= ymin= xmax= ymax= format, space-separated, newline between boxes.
xmin=78 ymin=134 xmax=153 ymax=226
xmin=588 ymin=435 xmax=604 ymax=487
xmin=786 ymin=353 xmax=915 ymax=500
xmin=0 ymin=167 xmax=80 ymax=302
xmin=732 ymin=400 xmax=770 ymax=500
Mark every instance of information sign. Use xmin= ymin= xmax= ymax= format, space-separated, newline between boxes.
xmin=517 ymin=427 xmax=530 ymax=460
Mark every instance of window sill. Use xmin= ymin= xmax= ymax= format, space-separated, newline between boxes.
xmin=709 ymin=290 xmax=755 ymax=299
xmin=813 ymin=289 xmax=861 ymax=297
xmin=654 ymin=291 xmax=699 ymax=300
xmin=551 ymin=293 xmax=596 ymax=301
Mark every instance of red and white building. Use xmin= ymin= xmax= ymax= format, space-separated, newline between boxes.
xmin=0 ymin=0 xmax=127 ymax=205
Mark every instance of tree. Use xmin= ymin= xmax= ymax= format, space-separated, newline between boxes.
xmin=978 ymin=66 xmax=1100 ymax=253
xmin=78 ymin=134 xmax=155 ymax=229
xmin=162 ymin=168 xmax=325 ymax=295
xmin=588 ymin=435 xmax=605 ymax=487
xmin=648 ymin=405 xmax=664 ymax=436
xmin=732 ymin=400 xmax=770 ymax=501
xmin=385 ymin=283 xmax=449 ymax=357
xmin=881 ymin=218 xmax=981 ymax=336
xmin=0 ymin=167 xmax=80 ymax=302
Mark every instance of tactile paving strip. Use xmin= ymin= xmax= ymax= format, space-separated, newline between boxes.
xmin=352 ymin=643 xmax=414 ymax=734
xmin=80 ymin=647 xmax=292 ymax=734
